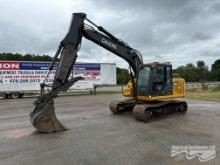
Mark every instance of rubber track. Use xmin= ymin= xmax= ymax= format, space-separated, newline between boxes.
xmin=133 ymin=100 xmax=187 ymax=122
xmin=109 ymin=98 xmax=137 ymax=114
xmin=133 ymin=104 xmax=151 ymax=122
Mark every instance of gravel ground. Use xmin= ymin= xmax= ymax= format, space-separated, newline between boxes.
xmin=0 ymin=94 xmax=219 ymax=165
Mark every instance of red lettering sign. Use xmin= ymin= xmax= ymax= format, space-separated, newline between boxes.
xmin=0 ymin=62 xmax=20 ymax=70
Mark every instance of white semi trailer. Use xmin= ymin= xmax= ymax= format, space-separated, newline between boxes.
xmin=0 ymin=61 xmax=116 ymax=99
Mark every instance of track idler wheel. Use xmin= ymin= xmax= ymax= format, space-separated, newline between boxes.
xmin=30 ymin=95 xmax=67 ymax=133
xmin=177 ymin=102 xmax=188 ymax=113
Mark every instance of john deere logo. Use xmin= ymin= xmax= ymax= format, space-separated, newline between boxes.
xmin=101 ymin=38 xmax=117 ymax=49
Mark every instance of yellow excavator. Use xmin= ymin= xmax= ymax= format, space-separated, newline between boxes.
xmin=30 ymin=13 xmax=187 ymax=133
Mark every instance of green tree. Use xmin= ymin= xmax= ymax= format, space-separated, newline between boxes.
xmin=175 ymin=61 xmax=209 ymax=82
xmin=195 ymin=60 xmax=208 ymax=82
xmin=211 ymin=59 xmax=220 ymax=71
xmin=23 ymin=54 xmax=33 ymax=61
xmin=196 ymin=60 xmax=205 ymax=69
xmin=116 ymin=67 xmax=130 ymax=84
xmin=211 ymin=59 xmax=220 ymax=81
xmin=185 ymin=63 xmax=195 ymax=69
xmin=0 ymin=52 xmax=52 ymax=61
xmin=175 ymin=64 xmax=198 ymax=82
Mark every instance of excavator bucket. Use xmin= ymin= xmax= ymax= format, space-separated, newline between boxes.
xmin=30 ymin=95 xmax=67 ymax=133
xmin=30 ymin=77 xmax=83 ymax=133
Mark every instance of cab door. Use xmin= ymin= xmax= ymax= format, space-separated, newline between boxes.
xmin=151 ymin=65 xmax=173 ymax=96
xmin=136 ymin=66 xmax=151 ymax=96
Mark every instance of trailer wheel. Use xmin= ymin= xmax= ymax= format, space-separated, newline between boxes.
xmin=11 ymin=93 xmax=20 ymax=99
xmin=6 ymin=94 xmax=12 ymax=99
xmin=0 ymin=93 xmax=7 ymax=99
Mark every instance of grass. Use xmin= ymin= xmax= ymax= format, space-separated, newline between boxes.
xmin=186 ymin=88 xmax=220 ymax=102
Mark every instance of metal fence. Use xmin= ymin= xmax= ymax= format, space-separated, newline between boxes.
xmin=185 ymin=81 xmax=220 ymax=89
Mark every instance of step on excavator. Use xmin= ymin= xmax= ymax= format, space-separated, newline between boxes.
xmin=30 ymin=13 xmax=187 ymax=133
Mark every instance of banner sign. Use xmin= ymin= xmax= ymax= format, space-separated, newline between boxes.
xmin=0 ymin=61 xmax=102 ymax=91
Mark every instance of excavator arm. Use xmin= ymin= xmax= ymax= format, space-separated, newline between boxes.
xmin=30 ymin=13 xmax=143 ymax=133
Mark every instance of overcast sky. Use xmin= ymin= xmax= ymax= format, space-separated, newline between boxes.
xmin=0 ymin=0 xmax=220 ymax=69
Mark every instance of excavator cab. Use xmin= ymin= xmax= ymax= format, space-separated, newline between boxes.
xmin=123 ymin=62 xmax=185 ymax=101
xmin=137 ymin=62 xmax=173 ymax=97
